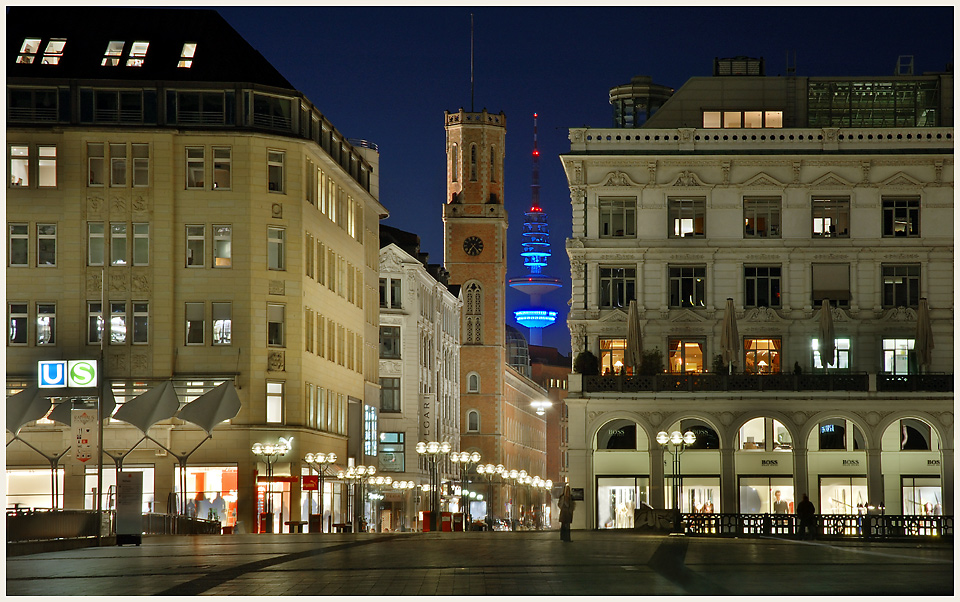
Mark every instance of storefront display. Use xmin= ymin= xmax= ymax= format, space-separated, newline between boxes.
xmin=85 ymin=465 xmax=154 ymax=513
xmin=665 ymin=476 xmax=720 ymax=513
xmin=819 ymin=475 xmax=867 ymax=514
xmin=6 ymin=468 xmax=63 ymax=509
xmin=174 ymin=465 xmax=238 ymax=527
xmin=597 ymin=476 xmax=649 ymax=529
xmin=739 ymin=477 xmax=794 ymax=513
xmin=902 ymin=476 xmax=941 ymax=515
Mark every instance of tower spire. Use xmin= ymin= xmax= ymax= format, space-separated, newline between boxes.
xmin=531 ymin=112 xmax=540 ymax=209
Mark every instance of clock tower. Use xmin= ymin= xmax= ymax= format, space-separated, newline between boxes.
xmin=442 ymin=109 xmax=508 ymax=467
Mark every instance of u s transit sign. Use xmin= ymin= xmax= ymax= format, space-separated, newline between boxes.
xmin=38 ymin=360 xmax=98 ymax=388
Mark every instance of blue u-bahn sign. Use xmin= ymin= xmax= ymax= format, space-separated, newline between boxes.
xmin=38 ymin=360 xmax=98 ymax=388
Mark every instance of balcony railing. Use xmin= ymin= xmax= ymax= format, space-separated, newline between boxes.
xmin=581 ymin=372 xmax=952 ymax=393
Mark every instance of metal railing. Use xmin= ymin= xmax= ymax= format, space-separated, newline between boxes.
xmin=583 ymin=373 xmax=877 ymax=393
xmin=7 ymin=509 xmax=221 ymax=542
xmin=683 ymin=513 xmax=952 ymax=539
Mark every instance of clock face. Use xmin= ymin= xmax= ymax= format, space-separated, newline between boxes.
xmin=463 ymin=236 xmax=484 ymax=256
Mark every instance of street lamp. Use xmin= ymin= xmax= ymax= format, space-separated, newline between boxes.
xmin=302 ymin=452 xmax=336 ymax=533
xmin=415 ymin=440 xmax=451 ymax=531
xmin=252 ymin=438 xmax=291 ymax=534
xmin=366 ymin=475 xmax=393 ymax=532
xmin=657 ymin=430 xmax=697 ymax=533
xmin=531 ymin=400 xmax=553 ymax=416
xmin=476 ymin=463 xmax=505 ymax=528
xmin=451 ymin=450 xmax=481 ymax=530
xmin=337 ymin=464 xmax=376 ymax=533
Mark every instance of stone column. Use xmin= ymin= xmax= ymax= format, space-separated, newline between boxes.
xmin=865 ymin=448 xmax=883 ymax=508
xmin=720 ymin=446 xmax=737 ymax=513
xmin=941 ymin=447 xmax=954 ymax=515
xmin=793 ymin=446 xmax=810 ymax=503
xmin=649 ymin=445 xmax=665 ymax=509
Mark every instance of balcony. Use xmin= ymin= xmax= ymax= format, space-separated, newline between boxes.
xmin=580 ymin=372 xmax=952 ymax=394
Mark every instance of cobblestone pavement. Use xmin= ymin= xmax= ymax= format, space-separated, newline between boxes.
xmin=6 ymin=530 xmax=954 ymax=596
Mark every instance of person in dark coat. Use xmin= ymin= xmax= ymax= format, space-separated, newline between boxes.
xmin=796 ymin=493 xmax=816 ymax=539
xmin=558 ymin=485 xmax=575 ymax=542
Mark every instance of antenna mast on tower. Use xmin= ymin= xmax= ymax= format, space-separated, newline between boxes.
xmin=531 ymin=112 xmax=540 ymax=209
xmin=470 ymin=14 xmax=475 ymax=112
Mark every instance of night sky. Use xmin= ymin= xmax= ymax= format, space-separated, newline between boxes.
xmin=214 ymin=5 xmax=953 ymax=354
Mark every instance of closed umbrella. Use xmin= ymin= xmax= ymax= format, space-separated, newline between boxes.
xmin=624 ymin=300 xmax=643 ymax=373
xmin=719 ymin=298 xmax=740 ymax=374
xmin=6 ymin=385 xmax=51 ymax=436
xmin=817 ymin=299 xmax=836 ymax=368
xmin=176 ymin=381 xmax=242 ymax=435
xmin=112 ymin=380 xmax=180 ymax=433
xmin=915 ymin=298 xmax=934 ymax=373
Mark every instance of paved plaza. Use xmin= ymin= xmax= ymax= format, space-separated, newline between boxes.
xmin=6 ymin=530 xmax=954 ymax=596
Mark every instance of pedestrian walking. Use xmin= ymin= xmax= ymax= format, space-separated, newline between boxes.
xmin=797 ymin=493 xmax=816 ymax=540
xmin=558 ymin=484 xmax=575 ymax=542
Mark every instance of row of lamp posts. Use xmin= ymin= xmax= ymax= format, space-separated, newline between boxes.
xmin=476 ymin=463 xmax=552 ymax=530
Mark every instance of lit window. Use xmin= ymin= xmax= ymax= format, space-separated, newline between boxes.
xmin=212 ymin=147 xmax=231 ymax=189
xmin=110 ymin=223 xmax=127 ymax=266
xmin=186 ymin=147 xmax=204 ymax=189
xmin=812 ymin=338 xmax=851 ymax=370
xmin=669 ymin=338 xmax=704 ymax=373
xmin=600 ymin=338 xmax=629 ymax=375
xmin=178 ymin=43 xmax=197 ymax=68
xmin=132 ymin=144 xmax=149 ymax=187
xmin=9 ymin=303 xmax=28 ymax=345
xmin=812 ymin=197 xmax=850 ymax=238
xmin=41 ymin=39 xmax=66 ymax=65
xmin=88 ymin=143 xmax=104 ymax=186
xmin=268 ymin=304 xmax=285 ymax=347
xmin=267 ymin=151 xmax=284 ymax=192
xmin=702 ymin=111 xmax=721 ymax=128
xmin=36 ymin=303 xmax=56 ymax=346
xmin=88 ymin=302 xmax=103 ymax=344
xmin=17 ymin=38 xmax=41 ymax=64
xmin=668 ymin=198 xmax=705 ymax=238
xmin=186 ymin=225 xmax=205 ymax=267
xmin=38 ymin=146 xmax=57 ymax=187
xmin=743 ymin=111 xmax=763 ymax=128
xmin=110 ymin=302 xmax=127 ymax=344
xmin=126 ymin=41 xmax=149 ymax=67
xmin=744 ymin=338 xmax=781 ymax=373
xmin=213 ymin=225 xmax=232 ymax=267
xmin=212 ymin=302 xmax=231 ymax=345
xmin=267 ymin=227 xmax=285 ymax=270
xmin=764 ymin=111 xmax=783 ymax=128
xmin=883 ymin=338 xmax=915 ymax=375
xmin=744 ymin=197 xmax=780 ymax=238
xmin=266 ymin=382 xmax=283 ymax=424
xmin=101 ymin=41 xmax=124 ymax=67
xmin=10 ymin=145 xmax=29 ymax=187
xmin=723 ymin=111 xmax=741 ymax=128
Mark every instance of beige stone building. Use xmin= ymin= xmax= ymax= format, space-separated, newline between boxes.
xmin=6 ymin=7 xmax=387 ymax=533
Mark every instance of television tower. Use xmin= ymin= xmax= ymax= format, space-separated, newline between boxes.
xmin=509 ymin=113 xmax=562 ymax=345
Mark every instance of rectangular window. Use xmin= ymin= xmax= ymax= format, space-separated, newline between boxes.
xmin=36 ymin=303 xmax=55 ymax=345
xmin=212 ymin=225 xmax=231 ymax=268
xmin=317 ymin=314 xmax=325 ymax=359
xmin=812 ymin=197 xmax=850 ymax=238
xmin=764 ymin=111 xmax=783 ymax=128
xmin=744 ymin=197 xmax=780 ymax=238
xmin=9 ymin=223 xmax=28 ymax=266
xmin=669 ymin=198 xmax=705 ymax=238
xmin=37 ymin=223 xmax=56 ymax=266
xmin=600 ymin=198 xmax=637 ymax=238
xmin=9 ymin=303 xmax=28 ymax=345
xmin=132 ymin=302 xmax=148 ymax=344
xmin=379 ymin=325 xmax=401 ymax=358
xmin=212 ymin=302 xmax=231 ymax=345
xmin=185 ymin=302 xmax=204 ymax=345
xmin=267 ymin=304 xmax=284 ymax=347
xmin=186 ymin=147 xmax=204 ymax=189
xmin=110 ymin=301 xmax=127 ymax=344
xmin=133 ymin=223 xmax=149 ymax=266
xmin=364 ymin=405 xmax=378 ymax=457
xmin=10 ymin=145 xmax=29 ymax=187
xmin=317 ymin=242 xmax=326 ymax=285
xmin=110 ymin=223 xmax=127 ymax=266
xmin=882 ymin=264 xmax=920 ymax=308
xmin=186 ymin=225 xmax=205 ymax=267
xmin=38 ymin=145 xmax=57 ymax=187
xmin=812 ymin=263 xmax=850 ymax=307
xmin=88 ymin=302 xmax=103 ymax=344
xmin=378 ymin=432 xmax=405 ymax=472
xmin=723 ymin=111 xmax=742 ymax=128
xmin=88 ymin=143 xmax=104 ymax=186
xmin=266 ymin=381 xmax=283 ymax=424
xmin=110 ymin=143 xmax=126 ymax=187
xmin=744 ymin=338 xmax=781 ymax=374
xmin=812 ymin=338 xmax=851 ymax=370
xmin=599 ymin=267 xmax=636 ymax=308
xmin=267 ymin=150 xmax=284 ymax=192
xmin=702 ymin=111 xmax=721 ymax=128
xmin=882 ymin=197 xmax=920 ymax=237
xmin=669 ymin=266 xmax=706 ymax=308
xmin=212 ymin=147 xmax=231 ymax=189
xmin=599 ymin=338 xmax=629 ymax=375
xmin=132 ymin=143 xmax=149 ymax=187
xmin=745 ymin=266 xmax=781 ymax=307
xmin=743 ymin=111 xmax=763 ymax=128
xmin=88 ymin=223 xmax=104 ymax=266
xmin=883 ymin=338 xmax=916 ymax=375
xmin=267 ymin=227 xmax=285 ymax=270
xmin=668 ymin=338 xmax=705 ymax=373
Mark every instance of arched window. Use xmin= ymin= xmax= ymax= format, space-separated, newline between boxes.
xmin=680 ymin=419 xmax=720 ymax=449
xmin=467 ymin=371 xmax=480 ymax=393
xmin=451 ymin=143 xmax=458 ymax=183
xmin=464 ymin=281 xmax=483 ymax=345
xmin=467 ymin=409 xmax=480 ymax=432
xmin=489 ymin=146 xmax=496 ymax=182
xmin=596 ymin=419 xmax=637 ymax=450
xmin=469 ymin=144 xmax=478 ymax=181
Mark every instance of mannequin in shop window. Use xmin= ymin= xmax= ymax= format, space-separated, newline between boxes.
xmin=773 ymin=490 xmax=789 ymax=514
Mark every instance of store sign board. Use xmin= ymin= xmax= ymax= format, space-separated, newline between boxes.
xmin=72 ymin=408 xmax=98 ymax=462
xmin=419 ymin=394 xmax=436 ymax=442
xmin=39 ymin=360 xmax=97 ymax=388
xmin=302 ymin=475 xmax=319 ymax=491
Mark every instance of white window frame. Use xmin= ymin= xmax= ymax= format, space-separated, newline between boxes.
xmin=38 ymin=145 xmax=57 ymax=187
xmin=110 ymin=222 xmax=127 ymax=266
xmin=668 ymin=198 xmax=705 ymax=238
xmin=9 ymin=303 xmax=29 ymax=346
xmin=266 ymin=381 xmax=283 ymax=424
xmin=88 ymin=143 xmax=104 ymax=187
xmin=186 ymin=225 xmax=205 ymax=267
xmin=185 ymin=302 xmax=205 ymax=345
xmin=109 ymin=143 xmax=127 ymax=187
xmin=743 ymin=197 xmax=781 ymax=238
xmin=212 ymin=147 xmax=231 ymax=190
xmin=88 ymin=222 xmax=105 ymax=266
xmin=883 ymin=338 xmax=915 ymax=375
xmin=267 ymin=150 xmax=284 ymax=193
xmin=669 ymin=266 xmax=706 ymax=308
xmin=212 ymin=302 xmax=232 ymax=345
xmin=186 ymin=147 xmax=204 ymax=189
xmin=132 ymin=301 xmax=148 ymax=344
xmin=37 ymin=223 xmax=57 ymax=267
xmin=466 ymin=371 xmax=480 ymax=393
xmin=812 ymin=337 xmax=851 ymax=370
xmin=36 ymin=302 xmax=56 ymax=346
xmin=213 ymin=225 xmax=231 ymax=268
xmin=132 ymin=143 xmax=149 ymax=187
xmin=132 ymin=223 xmax=149 ymax=266
xmin=87 ymin=302 xmax=103 ymax=345
xmin=812 ymin=197 xmax=850 ymax=238
xmin=9 ymin=223 xmax=28 ymax=267
xmin=267 ymin=226 xmax=285 ymax=271
xmin=599 ymin=197 xmax=637 ymax=238
xmin=10 ymin=145 xmax=29 ymax=187
xmin=109 ymin=301 xmax=127 ymax=345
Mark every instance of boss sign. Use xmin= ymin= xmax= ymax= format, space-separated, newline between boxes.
xmin=38 ymin=360 xmax=98 ymax=388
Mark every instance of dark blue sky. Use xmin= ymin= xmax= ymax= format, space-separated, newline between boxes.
xmin=216 ymin=6 xmax=953 ymax=354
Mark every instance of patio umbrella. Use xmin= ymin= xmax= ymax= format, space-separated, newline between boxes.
xmin=112 ymin=380 xmax=180 ymax=433
xmin=719 ymin=298 xmax=740 ymax=374
xmin=624 ymin=300 xmax=643 ymax=372
xmin=6 ymin=385 xmax=51 ymax=436
xmin=817 ymin=299 xmax=836 ymax=368
xmin=176 ymin=381 xmax=242 ymax=435
xmin=48 ymin=386 xmax=116 ymax=426
xmin=915 ymin=297 xmax=934 ymax=373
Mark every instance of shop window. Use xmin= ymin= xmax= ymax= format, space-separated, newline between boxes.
xmin=133 ymin=223 xmax=149 ymax=266
xmin=901 ymin=476 xmax=941 ymax=516
xmin=178 ymin=43 xmax=197 ymax=68
xmin=738 ymin=417 xmax=766 ymax=450
xmin=213 ymin=225 xmax=232 ymax=268
xmin=596 ymin=419 xmax=637 ymax=450
xmin=818 ymin=419 xmax=865 ymax=450
xmin=379 ymin=432 xmax=405 ymax=472
xmin=212 ymin=302 xmax=231 ymax=345
xmin=173 ymin=466 xmax=238 ymax=526
xmin=379 ymin=377 xmax=400 ymax=412
xmin=88 ymin=302 xmax=103 ymax=344
xmin=379 ymin=325 xmax=400 ymax=358
xmin=133 ymin=302 xmax=148 ymax=344
xmin=267 ymin=304 xmax=284 ymax=347
xmin=36 ymin=303 xmax=56 ymax=345
xmin=9 ymin=303 xmax=28 ymax=345
xmin=109 ymin=301 xmax=126 ymax=344
xmin=744 ymin=266 xmax=781 ymax=308
xmin=883 ymin=338 xmax=916 ymax=375
xmin=744 ymin=338 xmax=781 ymax=374
xmin=743 ymin=197 xmax=780 ymax=238
xmin=739 ymin=477 xmax=794 ymax=514
xmin=819 ymin=476 xmax=867 ymax=515
xmin=37 ymin=223 xmax=56 ymax=266
xmin=266 ymin=381 xmax=283 ymax=423
xmin=186 ymin=225 xmax=204 ymax=267
xmin=364 ymin=405 xmax=378 ymax=456
xmin=665 ymin=476 xmax=720 ymax=514
xmin=597 ymin=477 xmax=649 ymax=529
xmin=186 ymin=147 xmax=204 ymax=189
xmin=599 ymin=267 xmax=636 ymax=308
xmin=110 ymin=223 xmax=127 ymax=266
xmin=812 ymin=263 xmax=850 ymax=308
xmin=599 ymin=338 xmax=631 ymax=375
xmin=132 ymin=144 xmax=149 ymax=187
xmin=267 ymin=150 xmax=285 ymax=192
xmin=669 ymin=266 xmax=705 ymax=308
xmin=668 ymin=198 xmax=705 ymax=238
xmin=812 ymin=337 xmax=850 ymax=370
xmin=9 ymin=223 xmax=28 ymax=266
xmin=10 ymin=145 xmax=29 ymax=187
xmin=185 ymin=302 xmax=204 ymax=345
xmin=882 ymin=264 xmax=920 ymax=308
xmin=212 ymin=147 xmax=231 ymax=189
xmin=267 ymin=227 xmax=285 ymax=270
xmin=466 ymin=372 xmax=480 ymax=393
xmin=812 ymin=197 xmax=850 ymax=238
xmin=668 ymin=338 xmax=704 ymax=373
xmin=599 ymin=197 xmax=637 ymax=238
xmin=900 ymin=418 xmax=931 ymax=450
xmin=679 ymin=419 xmax=719 ymax=449
xmin=882 ymin=197 xmax=919 ymax=237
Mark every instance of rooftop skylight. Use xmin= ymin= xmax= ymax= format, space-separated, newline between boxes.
xmin=178 ymin=42 xmax=197 ymax=68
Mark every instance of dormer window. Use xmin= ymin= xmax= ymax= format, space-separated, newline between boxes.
xmin=126 ymin=41 xmax=149 ymax=67
xmin=178 ymin=43 xmax=197 ymax=68
xmin=101 ymin=41 xmax=124 ymax=66
xmin=41 ymin=39 xmax=66 ymax=65
xmin=16 ymin=39 xmax=41 ymax=64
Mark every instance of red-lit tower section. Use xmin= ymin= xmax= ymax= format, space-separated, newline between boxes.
xmin=509 ymin=113 xmax=562 ymax=345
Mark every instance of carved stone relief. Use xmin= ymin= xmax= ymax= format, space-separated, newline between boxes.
xmin=672 ymin=171 xmax=703 ymax=186
xmin=269 ymin=280 xmax=285 ymax=295
xmin=109 ymin=354 xmax=127 ymax=372
xmin=87 ymin=196 xmax=104 ymax=216
xmin=87 ymin=273 xmax=102 ymax=293
xmin=647 ymin=162 xmax=657 ymax=185
xmin=268 ymin=351 xmax=285 ymax=372
xmin=109 ymin=273 xmax=127 ymax=292
xmin=111 ymin=196 xmax=127 ymax=213
xmin=272 ymin=203 xmax=283 ymax=219
xmin=132 ymin=195 xmax=148 ymax=213
xmin=131 ymin=274 xmax=150 ymax=293
xmin=132 ymin=354 xmax=149 ymax=372
xmin=570 ymin=260 xmax=584 ymax=279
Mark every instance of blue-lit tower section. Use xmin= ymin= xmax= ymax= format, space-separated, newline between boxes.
xmin=509 ymin=113 xmax=562 ymax=345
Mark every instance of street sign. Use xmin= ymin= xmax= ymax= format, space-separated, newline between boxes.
xmin=38 ymin=359 xmax=98 ymax=388
xmin=38 ymin=361 xmax=67 ymax=388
